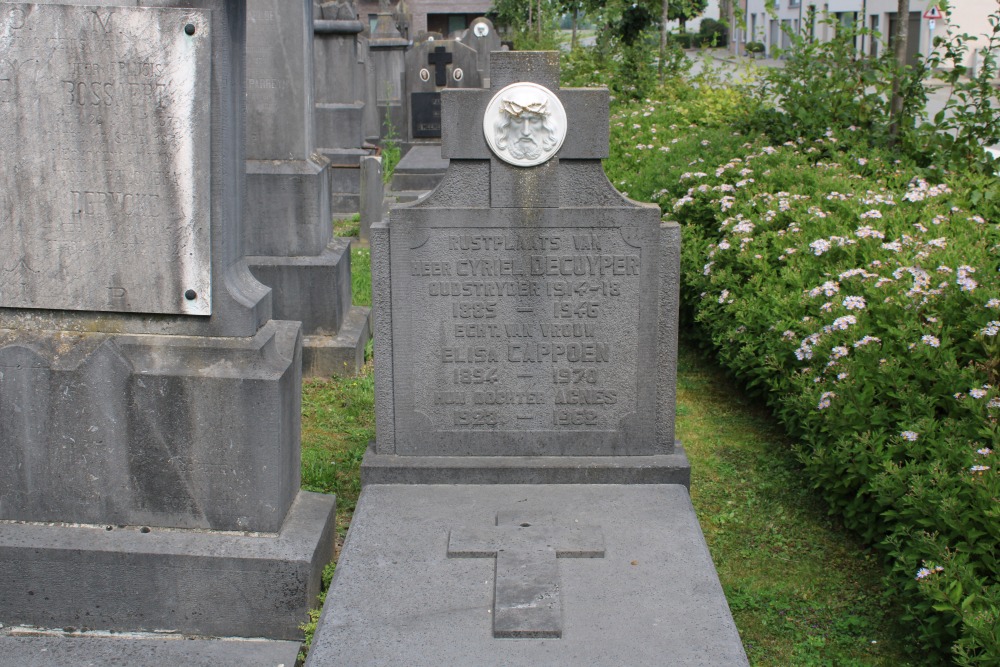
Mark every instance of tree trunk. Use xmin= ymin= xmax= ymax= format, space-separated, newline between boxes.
xmin=888 ymin=0 xmax=910 ymax=143
xmin=537 ymin=0 xmax=543 ymax=40
xmin=571 ymin=7 xmax=578 ymax=50
xmin=527 ymin=0 xmax=532 ymax=36
xmin=659 ymin=0 xmax=669 ymax=82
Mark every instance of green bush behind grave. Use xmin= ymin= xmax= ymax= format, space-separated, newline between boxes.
xmin=580 ymin=39 xmax=1000 ymax=662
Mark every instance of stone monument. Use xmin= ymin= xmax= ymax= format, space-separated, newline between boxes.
xmin=314 ymin=0 xmax=375 ymax=215
xmin=303 ymin=52 xmax=748 ymax=665
xmin=457 ymin=16 xmax=502 ymax=87
xmin=0 ymin=0 xmax=333 ymax=656
xmin=245 ymin=0 xmax=370 ymax=377
xmin=403 ymin=35 xmax=481 ymax=144
xmin=367 ymin=0 xmax=408 ymax=142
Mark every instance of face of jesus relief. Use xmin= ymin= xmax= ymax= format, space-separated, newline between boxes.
xmin=483 ymin=83 xmax=567 ymax=168
xmin=494 ymin=97 xmax=558 ymax=161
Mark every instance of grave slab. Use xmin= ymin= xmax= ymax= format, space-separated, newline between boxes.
xmin=0 ymin=635 xmax=300 ymax=667
xmin=389 ymin=144 xmax=450 ymax=192
xmin=305 ymin=484 xmax=748 ymax=666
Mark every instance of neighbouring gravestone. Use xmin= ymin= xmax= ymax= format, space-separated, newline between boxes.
xmin=359 ymin=153 xmax=384 ymax=244
xmin=0 ymin=0 xmax=334 ymax=652
xmin=313 ymin=0 xmax=374 ymax=215
xmin=245 ymin=0 xmax=370 ymax=377
xmin=368 ymin=1 xmax=407 ymax=142
xmin=404 ymin=35 xmax=481 ymax=143
xmin=457 ymin=17 xmax=503 ymax=87
xmin=302 ymin=51 xmax=747 ymax=666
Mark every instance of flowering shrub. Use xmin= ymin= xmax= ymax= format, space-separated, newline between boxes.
xmin=672 ymin=138 xmax=1000 ymax=663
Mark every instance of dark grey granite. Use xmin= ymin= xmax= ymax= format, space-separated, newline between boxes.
xmin=305 ymin=484 xmax=748 ymax=665
xmin=0 ymin=635 xmax=300 ymax=667
xmin=0 ymin=0 xmax=336 ymax=643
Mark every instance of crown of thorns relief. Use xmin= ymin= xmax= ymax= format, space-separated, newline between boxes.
xmin=499 ymin=98 xmax=550 ymax=118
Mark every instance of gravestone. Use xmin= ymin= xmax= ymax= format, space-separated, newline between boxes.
xmin=303 ymin=52 xmax=747 ymax=665
xmin=359 ymin=154 xmax=384 ymax=244
xmin=403 ymin=36 xmax=481 ymax=144
xmin=245 ymin=0 xmax=370 ymax=376
xmin=314 ymin=0 xmax=374 ymax=214
xmin=366 ymin=51 xmax=686 ymax=481
xmin=0 ymin=0 xmax=334 ymax=651
xmin=457 ymin=17 xmax=503 ymax=87
xmin=368 ymin=0 xmax=408 ymax=142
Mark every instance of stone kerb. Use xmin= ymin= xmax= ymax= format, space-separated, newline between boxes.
xmin=0 ymin=0 xmax=335 ymax=642
xmin=363 ymin=51 xmax=688 ymax=485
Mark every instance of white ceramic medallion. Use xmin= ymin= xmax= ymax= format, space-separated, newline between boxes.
xmin=483 ymin=82 xmax=567 ymax=167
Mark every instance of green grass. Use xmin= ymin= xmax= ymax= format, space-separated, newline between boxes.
xmin=677 ymin=344 xmax=919 ymax=666
xmin=332 ymin=213 xmax=360 ymax=238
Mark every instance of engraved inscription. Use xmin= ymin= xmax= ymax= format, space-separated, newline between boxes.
xmin=406 ymin=228 xmax=641 ymax=433
xmin=0 ymin=5 xmax=212 ymax=315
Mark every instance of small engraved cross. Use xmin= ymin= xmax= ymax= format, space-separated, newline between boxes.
xmin=427 ymin=46 xmax=452 ymax=87
xmin=447 ymin=512 xmax=604 ymax=638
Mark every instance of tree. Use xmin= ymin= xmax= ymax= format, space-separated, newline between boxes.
xmin=667 ymin=0 xmax=707 ymax=33
xmin=888 ymin=0 xmax=910 ymax=143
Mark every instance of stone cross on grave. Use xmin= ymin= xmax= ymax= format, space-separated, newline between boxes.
xmin=440 ymin=51 xmax=609 ymax=209
xmin=427 ymin=45 xmax=453 ymax=87
xmin=447 ymin=512 xmax=605 ymax=639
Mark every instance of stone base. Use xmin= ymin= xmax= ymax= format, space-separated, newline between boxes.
xmin=248 ymin=238 xmax=354 ymax=341
xmin=360 ymin=443 xmax=690 ymax=486
xmin=0 ymin=634 xmax=301 ymax=667
xmin=305 ymin=484 xmax=747 ymax=666
xmin=0 ymin=491 xmax=336 ymax=641
xmin=390 ymin=144 xmax=448 ymax=192
xmin=303 ymin=305 xmax=372 ymax=377
xmin=246 ymin=155 xmax=332 ymax=257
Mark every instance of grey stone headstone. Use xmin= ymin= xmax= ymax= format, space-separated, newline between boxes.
xmin=359 ymin=154 xmax=384 ymax=243
xmin=458 ymin=17 xmax=502 ymax=86
xmin=245 ymin=0 xmax=371 ymax=375
xmin=314 ymin=0 xmax=373 ymax=214
xmin=403 ymin=37 xmax=481 ymax=143
xmin=368 ymin=6 xmax=408 ymax=141
xmin=0 ymin=0 xmax=335 ymax=642
xmin=366 ymin=52 xmax=684 ymax=483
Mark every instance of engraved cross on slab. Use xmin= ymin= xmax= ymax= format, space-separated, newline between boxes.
xmin=447 ymin=512 xmax=604 ymax=639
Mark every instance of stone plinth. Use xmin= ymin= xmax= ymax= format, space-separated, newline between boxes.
xmin=0 ymin=0 xmax=335 ymax=644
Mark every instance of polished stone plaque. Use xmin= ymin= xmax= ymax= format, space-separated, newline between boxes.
xmin=0 ymin=4 xmax=212 ymax=315
xmin=411 ymin=91 xmax=442 ymax=138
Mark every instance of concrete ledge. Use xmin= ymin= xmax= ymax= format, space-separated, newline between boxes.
xmin=360 ymin=443 xmax=690 ymax=487
xmin=0 ymin=634 xmax=300 ymax=667
xmin=306 ymin=484 xmax=746 ymax=666
xmin=302 ymin=304 xmax=371 ymax=377
xmin=0 ymin=491 xmax=336 ymax=640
